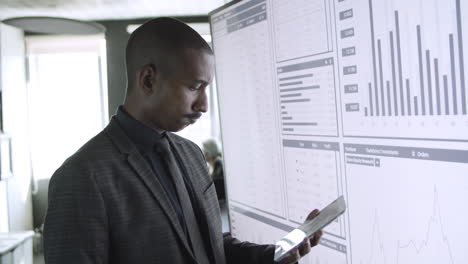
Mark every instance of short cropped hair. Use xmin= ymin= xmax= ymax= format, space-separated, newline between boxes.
xmin=125 ymin=17 xmax=213 ymax=92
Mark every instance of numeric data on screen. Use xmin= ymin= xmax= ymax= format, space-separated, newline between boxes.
xmin=210 ymin=0 xmax=468 ymax=263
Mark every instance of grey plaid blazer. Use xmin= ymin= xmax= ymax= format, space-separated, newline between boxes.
xmin=44 ymin=117 xmax=274 ymax=264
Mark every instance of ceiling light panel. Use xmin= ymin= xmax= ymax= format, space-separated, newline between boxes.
xmin=0 ymin=0 xmax=229 ymax=21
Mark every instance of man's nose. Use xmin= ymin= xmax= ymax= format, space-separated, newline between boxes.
xmin=193 ymin=90 xmax=208 ymax=113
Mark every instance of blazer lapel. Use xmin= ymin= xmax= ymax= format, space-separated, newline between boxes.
xmin=168 ymin=135 xmax=226 ymax=264
xmin=105 ymin=118 xmax=196 ymax=262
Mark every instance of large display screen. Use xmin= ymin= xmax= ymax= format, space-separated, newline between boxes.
xmin=209 ymin=0 xmax=468 ymax=263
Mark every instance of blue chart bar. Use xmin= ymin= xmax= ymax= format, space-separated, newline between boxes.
xmin=368 ymin=0 xmax=379 ymax=117
xmin=444 ymin=75 xmax=450 ymax=115
xmin=282 ymin=122 xmax=318 ymax=126
xmin=364 ymin=0 xmax=466 ymax=117
xmin=417 ymin=25 xmax=425 ymax=115
xmin=414 ymin=96 xmax=419 ymax=116
xmin=456 ymin=0 xmax=466 ymax=114
xmin=280 ymin=85 xmax=320 ymax=92
xmin=386 ymin=81 xmax=391 ymax=115
xmin=279 ymin=81 xmax=302 ymax=87
xmin=378 ymin=40 xmax=385 ymax=116
xmin=434 ymin=59 xmax=441 ymax=115
xmin=280 ymin=93 xmax=302 ymax=98
xmin=369 ymin=83 xmax=374 ymax=116
xmin=390 ymin=31 xmax=398 ymax=116
xmin=449 ymin=34 xmax=458 ymax=115
xmin=281 ymin=99 xmax=310 ymax=104
xmin=426 ymin=50 xmax=433 ymax=115
xmin=279 ymin=74 xmax=314 ymax=81
xmin=395 ymin=11 xmax=405 ymax=116
xmin=406 ymin=79 xmax=412 ymax=116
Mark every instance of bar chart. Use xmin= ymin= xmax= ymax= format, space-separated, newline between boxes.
xmin=277 ymin=57 xmax=338 ymax=136
xmin=364 ymin=0 xmax=466 ymax=117
xmin=337 ymin=0 xmax=468 ymax=141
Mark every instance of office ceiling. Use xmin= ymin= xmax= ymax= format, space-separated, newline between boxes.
xmin=0 ymin=0 xmax=228 ymax=21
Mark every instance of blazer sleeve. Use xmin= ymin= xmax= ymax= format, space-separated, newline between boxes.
xmin=223 ymin=232 xmax=276 ymax=264
xmin=43 ymin=162 xmax=109 ymax=264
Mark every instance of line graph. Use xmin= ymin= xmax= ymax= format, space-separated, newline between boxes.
xmin=344 ymin=143 xmax=468 ymax=264
xmin=396 ymin=187 xmax=454 ymax=264
xmin=364 ymin=210 xmax=387 ymax=264
xmin=362 ymin=188 xmax=455 ymax=264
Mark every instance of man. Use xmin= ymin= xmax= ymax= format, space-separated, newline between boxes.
xmin=43 ymin=17 xmax=322 ymax=264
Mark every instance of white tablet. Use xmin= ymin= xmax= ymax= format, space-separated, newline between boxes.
xmin=274 ymin=196 xmax=347 ymax=263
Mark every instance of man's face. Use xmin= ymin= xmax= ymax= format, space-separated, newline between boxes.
xmin=145 ymin=48 xmax=214 ymax=132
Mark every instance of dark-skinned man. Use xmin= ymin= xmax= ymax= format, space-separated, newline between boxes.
xmin=43 ymin=17 xmax=322 ymax=264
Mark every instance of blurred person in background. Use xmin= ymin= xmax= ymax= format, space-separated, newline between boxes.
xmin=202 ymin=139 xmax=225 ymax=202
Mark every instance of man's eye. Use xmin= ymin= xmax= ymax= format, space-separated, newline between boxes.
xmin=188 ymin=85 xmax=202 ymax=91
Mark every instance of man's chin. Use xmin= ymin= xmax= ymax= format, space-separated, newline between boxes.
xmin=189 ymin=118 xmax=199 ymax=125
xmin=171 ymin=120 xmax=196 ymax=132
xmin=185 ymin=116 xmax=200 ymax=126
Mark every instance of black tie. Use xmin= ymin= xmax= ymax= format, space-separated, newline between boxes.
xmin=155 ymin=136 xmax=210 ymax=264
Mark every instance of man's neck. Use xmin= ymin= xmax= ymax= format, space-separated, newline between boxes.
xmin=121 ymin=104 xmax=165 ymax=134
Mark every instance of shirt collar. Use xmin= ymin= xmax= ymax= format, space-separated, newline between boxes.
xmin=115 ymin=106 xmax=165 ymax=153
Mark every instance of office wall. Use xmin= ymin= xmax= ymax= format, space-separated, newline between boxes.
xmin=0 ymin=181 xmax=8 ymax=232
xmin=0 ymin=23 xmax=33 ymax=231
xmin=98 ymin=16 xmax=209 ymax=118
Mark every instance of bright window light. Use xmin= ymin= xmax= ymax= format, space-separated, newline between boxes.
xmin=26 ymin=35 xmax=108 ymax=180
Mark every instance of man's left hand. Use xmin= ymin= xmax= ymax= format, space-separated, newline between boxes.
xmin=277 ymin=209 xmax=323 ymax=264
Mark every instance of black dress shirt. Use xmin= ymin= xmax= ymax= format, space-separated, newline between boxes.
xmin=115 ymin=106 xmax=187 ymax=231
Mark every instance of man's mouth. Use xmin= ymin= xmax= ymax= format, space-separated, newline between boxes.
xmin=186 ymin=113 xmax=202 ymax=120
xmin=185 ymin=113 xmax=202 ymax=123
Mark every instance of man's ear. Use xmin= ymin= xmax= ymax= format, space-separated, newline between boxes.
xmin=138 ymin=64 xmax=157 ymax=94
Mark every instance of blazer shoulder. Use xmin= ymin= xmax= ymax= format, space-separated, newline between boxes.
xmin=54 ymin=129 xmax=119 ymax=178
xmin=62 ymin=118 xmax=132 ymax=167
